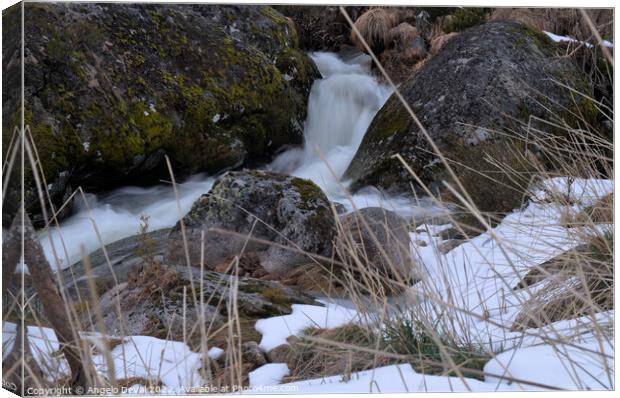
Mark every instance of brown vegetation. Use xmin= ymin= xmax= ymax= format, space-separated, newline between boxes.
xmin=388 ymin=22 xmax=418 ymax=51
xmin=490 ymin=8 xmax=613 ymax=41
xmin=351 ymin=8 xmax=398 ymax=55
xmin=512 ymin=233 xmax=614 ymax=330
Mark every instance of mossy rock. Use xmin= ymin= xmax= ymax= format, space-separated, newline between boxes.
xmin=344 ymin=20 xmax=597 ymax=216
xmin=165 ymin=170 xmax=337 ymax=279
xmin=2 ymin=3 xmax=320 ymax=226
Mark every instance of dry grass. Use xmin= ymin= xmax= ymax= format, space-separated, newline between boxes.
xmin=351 ymin=8 xmax=398 ymax=55
xmin=2 ymin=5 xmax=614 ymax=394
xmin=490 ymin=8 xmax=613 ymax=42
xmin=277 ymin=323 xmax=393 ymax=383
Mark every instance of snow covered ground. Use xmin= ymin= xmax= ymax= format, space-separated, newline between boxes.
xmin=2 ymin=178 xmax=614 ymax=393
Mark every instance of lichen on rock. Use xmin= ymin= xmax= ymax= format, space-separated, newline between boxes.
xmin=165 ymin=170 xmax=337 ymax=278
xmin=344 ymin=20 xmax=596 ymax=216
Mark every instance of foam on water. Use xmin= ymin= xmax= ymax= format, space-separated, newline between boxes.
xmin=39 ymin=51 xmax=439 ymax=270
xmin=39 ymin=175 xmax=214 ymax=269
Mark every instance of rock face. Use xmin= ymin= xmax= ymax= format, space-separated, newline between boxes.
xmin=91 ymin=263 xmax=317 ymax=346
xmin=2 ymin=2 xmax=319 ymax=226
xmin=165 ymin=170 xmax=337 ymax=277
xmin=335 ymin=207 xmax=418 ymax=287
xmin=344 ymin=21 xmax=593 ymax=214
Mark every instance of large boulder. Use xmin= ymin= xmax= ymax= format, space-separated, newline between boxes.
xmin=335 ymin=207 xmax=418 ymax=290
xmin=344 ymin=21 xmax=596 ymax=215
xmin=2 ymin=3 xmax=319 ymax=226
xmin=165 ymin=170 xmax=337 ymax=277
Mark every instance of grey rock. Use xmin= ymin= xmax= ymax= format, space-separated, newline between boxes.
xmin=64 ymin=228 xmax=171 ymax=300
xmin=437 ymin=239 xmax=464 ymax=254
xmin=344 ymin=21 xmax=593 ymax=214
xmin=335 ymin=207 xmax=419 ymax=285
xmin=165 ymin=170 xmax=336 ymax=277
xmin=5 ymin=228 xmax=319 ymax=344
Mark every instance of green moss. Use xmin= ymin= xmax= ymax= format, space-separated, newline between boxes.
xmin=368 ymin=99 xmax=411 ymax=140
xmin=260 ymin=6 xmax=296 ymax=48
xmin=521 ymin=24 xmax=555 ymax=53
xmin=383 ymin=316 xmax=491 ymax=380
xmin=275 ymin=47 xmax=305 ymax=78
xmin=444 ymin=8 xmax=489 ymax=33
xmin=441 ymin=136 xmax=535 ymax=217
xmin=128 ymin=102 xmax=173 ymax=151
xmin=12 ymin=2 xmax=317 ymax=203
xmin=261 ymin=286 xmax=293 ymax=311
xmin=22 ymin=109 xmax=79 ymax=177
xmin=291 ymin=177 xmax=323 ymax=203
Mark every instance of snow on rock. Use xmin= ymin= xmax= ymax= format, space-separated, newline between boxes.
xmin=4 ymin=175 xmax=613 ymax=393
xmin=255 ymin=300 xmax=359 ymax=352
xmin=248 ymin=363 xmax=290 ymax=387
xmin=2 ymin=323 xmax=70 ymax=378
xmin=408 ymin=176 xmax=613 ymax=348
xmin=544 ymin=31 xmax=614 ymax=48
xmin=532 ymin=177 xmax=613 ymax=206
xmin=207 ymin=347 xmax=224 ymax=360
xmin=103 ymin=335 xmax=204 ymax=391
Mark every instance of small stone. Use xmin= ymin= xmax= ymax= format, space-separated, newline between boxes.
xmin=438 ymin=239 xmax=463 ymax=254
xmin=242 ymin=341 xmax=267 ymax=369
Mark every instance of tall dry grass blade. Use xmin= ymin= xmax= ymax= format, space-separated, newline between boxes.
xmin=579 ymin=8 xmax=614 ymax=66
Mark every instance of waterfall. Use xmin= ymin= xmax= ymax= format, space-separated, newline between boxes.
xmin=271 ymin=52 xmax=392 ymax=199
xmin=39 ymin=51 xmax=436 ymax=269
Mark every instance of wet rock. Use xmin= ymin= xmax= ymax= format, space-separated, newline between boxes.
xmin=165 ymin=170 xmax=336 ymax=277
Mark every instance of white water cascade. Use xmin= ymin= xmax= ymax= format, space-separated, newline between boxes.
xmin=38 ymin=52 xmax=436 ymax=270
xmin=270 ymin=52 xmax=391 ymax=198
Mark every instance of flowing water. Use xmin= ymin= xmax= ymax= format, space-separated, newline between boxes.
xmin=39 ymin=52 xmax=441 ymax=269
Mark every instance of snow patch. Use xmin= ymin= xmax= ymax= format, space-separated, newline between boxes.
xmin=255 ymin=301 xmax=359 ymax=352
xmin=248 ymin=364 xmax=290 ymax=387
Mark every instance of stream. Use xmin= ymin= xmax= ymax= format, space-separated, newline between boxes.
xmin=39 ymin=52 xmax=442 ymax=270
